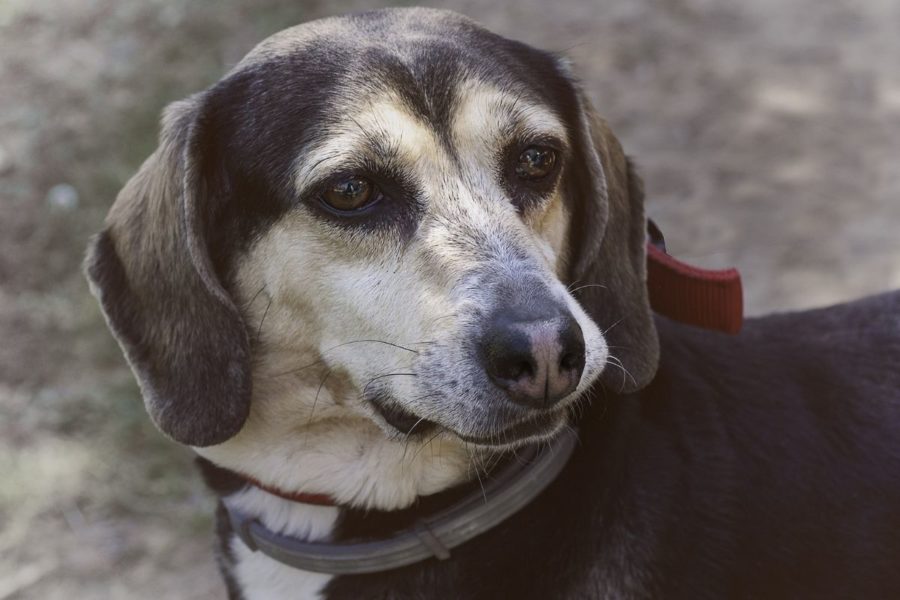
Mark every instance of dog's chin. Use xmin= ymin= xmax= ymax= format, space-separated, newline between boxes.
xmin=368 ymin=392 xmax=569 ymax=449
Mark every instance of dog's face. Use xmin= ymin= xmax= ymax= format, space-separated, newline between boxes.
xmin=224 ymin=14 xmax=613 ymax=448
xmin=86 ymin=8 xmax=659 ymax=503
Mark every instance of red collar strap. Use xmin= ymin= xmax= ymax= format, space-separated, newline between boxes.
xmin=240 ymin=473 xmax=337 ymax=506
xmin=645 ymin=220 xmax=743 ymax=334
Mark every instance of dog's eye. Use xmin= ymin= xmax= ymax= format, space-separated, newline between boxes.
xmin=515 ymin=146 xmax=557 ymax=180
xmin=322 ymin=177 xmax=378 ymax=212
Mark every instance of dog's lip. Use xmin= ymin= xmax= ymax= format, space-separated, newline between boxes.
xmin=453 ymin=409 xmax=567 ymax=447
xmin=369 ymin=391 xmax=565 ymax=446
xmin=368 ymin=392 xmax=439 ymax=436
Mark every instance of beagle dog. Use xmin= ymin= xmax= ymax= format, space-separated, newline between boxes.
xmin=85 ymin=8 xmax=900 ymax=599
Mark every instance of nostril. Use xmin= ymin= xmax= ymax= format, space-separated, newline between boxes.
xmin=498 ymin=359 xmax=534 ymax=382
xmin=488 ymin=351 xmax=536 ymax=385
xmin=559 ymin=318 xmax=586 ymax=378
xmin=560 ymin=350 xmax=582 ymax=372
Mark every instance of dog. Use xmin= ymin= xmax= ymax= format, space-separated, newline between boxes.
xmin=85 ymin=7 xmax=900 ymax=599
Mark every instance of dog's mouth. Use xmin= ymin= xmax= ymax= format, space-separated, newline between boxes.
xmin=369 ymin=393 xmax=440 ymax=437
xmin=454 ymin=411 xmax=566 ymax=446
xmin=368 ymin=392 xmax=566 ymax=448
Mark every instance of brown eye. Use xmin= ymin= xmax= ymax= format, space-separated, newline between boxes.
xmin=515 ymin=146 xmax=557 ymax=180
xmin=322 ymin=176 xmax=376 ymax=212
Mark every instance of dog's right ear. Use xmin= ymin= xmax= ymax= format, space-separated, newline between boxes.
xmin=85 ymin=96 xmax=251 ymax=447
xmin=561 ymin=84 xmax=660 ymax=393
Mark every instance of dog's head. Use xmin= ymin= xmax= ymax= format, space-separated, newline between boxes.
xmin=86 ymin=9 xmax=658 ymax=463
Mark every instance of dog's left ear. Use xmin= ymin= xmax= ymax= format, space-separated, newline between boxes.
xmin=563 ymin=85 xmax=660 ymax=392
xmin=84 ymin=95 xmax=252 ymax=447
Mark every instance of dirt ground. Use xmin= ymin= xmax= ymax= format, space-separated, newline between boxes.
xmin=1 ymin=0 xmax=898 ymax=598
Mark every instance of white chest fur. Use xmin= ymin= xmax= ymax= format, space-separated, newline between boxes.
xmin=227 ymin=487 xmax=340 ymax=600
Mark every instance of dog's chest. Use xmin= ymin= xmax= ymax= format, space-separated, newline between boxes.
xmin=231 ymin=541 xmax=333 ymax=600
xmin=226 ymin=488 xmax=339 ymax=600
xmin=232 ymin=541 xmax=333 ymax=600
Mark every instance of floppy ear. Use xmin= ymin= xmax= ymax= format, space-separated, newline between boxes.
xmin=84 ymin=96 xmax=251 ymax=447
xmin=565 ymin=94 xmax=660 ymax=392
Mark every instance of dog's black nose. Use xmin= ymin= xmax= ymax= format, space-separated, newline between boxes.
xmin=481 ymin=315 xmax=585 ymax=409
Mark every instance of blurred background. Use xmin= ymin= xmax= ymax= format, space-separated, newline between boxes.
xmin=1 ymin=0 xmax=898 ymax=597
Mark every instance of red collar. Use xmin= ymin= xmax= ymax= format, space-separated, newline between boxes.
xmin=645 ymin=220 xmax=743 ymax=334
xmin=239 ymin=473 xmax=337 ymax=506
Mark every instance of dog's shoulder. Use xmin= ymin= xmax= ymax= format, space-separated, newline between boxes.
xmin=631 ymin=292 xmax=900 ymax=597
xmin=651 ymin=290 xmax=900 ymax=454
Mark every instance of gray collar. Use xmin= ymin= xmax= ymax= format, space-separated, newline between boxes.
xmin=224 ymin=427 xmax=578 ymax=574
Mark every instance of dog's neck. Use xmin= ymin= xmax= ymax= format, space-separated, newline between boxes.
xmin=195 ymin=416 xmax=480 ymax=508
xmin=225 ymin=485 xmax=340 ymax=598
xmin=196 ymin=430 xmax=492 ymax=600
xmin=192 ymin=354 xmax=495 ymax=597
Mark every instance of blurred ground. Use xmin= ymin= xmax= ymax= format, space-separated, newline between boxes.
xmin=1 ymin=0 xmax=898 ymax=597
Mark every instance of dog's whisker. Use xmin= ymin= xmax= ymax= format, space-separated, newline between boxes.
xmin=309 ymin=369 xmax=331 ymax=423
xmin=273 ymin=339 xmax=420 ymax=378
xmin=306 ymin=367 xmax=333 ymax=427
xmin=409 ymin=429 xmax=443 ymax=464
xmin=329 ymin=339 xmax=420 ymax=354
xmin=272 ymin=358 xmax=326 ymax=378
xmin=401 ymin=412 xmax=432 ymax=464
xmin=602 ymin=317 xmax=627 ymax=336
xmin=255 ymin=295 xmax=272 ymax=345
xmin=510 ymin=444 xmax=528 ymax=466
xmin=361 ymin=372 xmax=417 ymax=399
xmin=569 ymin=283 xmax=609 ymax=295
xmin=463 ymin=441 xmax=488 ymax=504
xmin=606 ymin=354 xmax=631 ymax=373
xmin=606 ymin=354 xmax=636 ymax=391
xmin=485 ymin=451 xmax=505 ymax=473
xmin=563 ymin=423 xmax=580 ymax=447
xmin=246 ymin=284 xmax=267 ymax=308
xmin=404 ymin=415 xmax=429 ymax=439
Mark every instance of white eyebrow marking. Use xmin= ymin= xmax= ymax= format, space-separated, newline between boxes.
xmin=293 ymin=95 xmax=449 ymax=194
xmin=451 ymin=81 xmax=569 ymax=157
